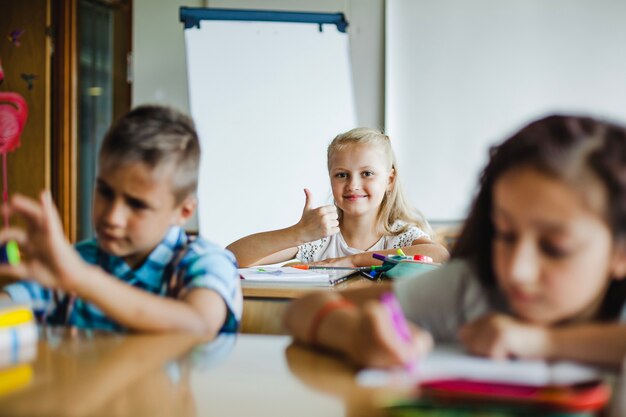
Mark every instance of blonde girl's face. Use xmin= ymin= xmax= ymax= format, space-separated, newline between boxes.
xmin=329 ymin=143 xmax=394 ymax=219
xmin=491 ymin=167 xmax=624 ymax=325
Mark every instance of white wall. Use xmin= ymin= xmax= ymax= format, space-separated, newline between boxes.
xmin=133 ymin=0 xmax=202 ymax=113
xmin=387 ymin=0 xmax=626 ymax=222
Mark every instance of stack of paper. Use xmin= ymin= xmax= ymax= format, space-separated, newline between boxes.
xmin=238 ymin=267 xmax=356 ymax=287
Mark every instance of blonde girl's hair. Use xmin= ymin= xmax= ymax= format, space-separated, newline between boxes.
xmin=327 ymin=127 xmax=432 ymax=236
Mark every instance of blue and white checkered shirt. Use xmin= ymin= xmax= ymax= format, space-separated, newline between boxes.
xmin=3 ymin=226 xmax=242 ymax=333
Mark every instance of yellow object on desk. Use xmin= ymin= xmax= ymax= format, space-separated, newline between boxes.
xmin=0 ymin=364 xmax=32 ymax=397
xmin=0 ymin=305 xmax=33 ymax=328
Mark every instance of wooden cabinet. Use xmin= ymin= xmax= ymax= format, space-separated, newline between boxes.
xmin=0 ymin=0 xmax=131 ymax=242
xmin=0 ymin=0 xmax=51 ymax=208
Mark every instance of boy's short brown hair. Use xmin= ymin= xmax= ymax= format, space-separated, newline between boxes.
xmin=99 ymin=105 xmax=200 ymax=204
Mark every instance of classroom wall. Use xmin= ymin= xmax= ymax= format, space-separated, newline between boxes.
xmin=386 ymin=0 xmax=626 ymax=223
xmin=133 ymin=0 xmax=202 ymax=114
xmin=133 ymin=0 xmax=202 ymax=230
xmin=132 ymin=0 xmax=384 ymax=127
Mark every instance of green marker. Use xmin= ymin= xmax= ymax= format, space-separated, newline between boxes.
xmin=1 ymin=240 xmax=20 ymax=265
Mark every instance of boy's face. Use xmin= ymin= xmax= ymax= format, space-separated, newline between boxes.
xmin=93 ymin=161 xmax=195 ymax=268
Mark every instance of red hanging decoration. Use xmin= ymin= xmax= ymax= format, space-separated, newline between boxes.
xmin=0 ymin=92 xmax=28 ymax=227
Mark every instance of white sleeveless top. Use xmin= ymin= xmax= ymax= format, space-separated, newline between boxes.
xmin=296 ymin=221 xmax=429 ymax=263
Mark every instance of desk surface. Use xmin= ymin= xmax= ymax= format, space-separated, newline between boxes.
xmin=0 ymin=329 xmax=406 ymax=417
xmin=241 ymin=276 xmax=378 ymax=335
xmin=0 ymin=329 xmax=622 ymax=417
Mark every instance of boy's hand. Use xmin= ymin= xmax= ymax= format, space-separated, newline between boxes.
xmin=0 ymin=191 xmax=86 ymax=291
xmin=295 ymin=188 xmax=339 ymax=243
xmin=459 ymin=313 xmax=551 ymax=360
xmin=347 ymin=300 xmax=433 ymax=368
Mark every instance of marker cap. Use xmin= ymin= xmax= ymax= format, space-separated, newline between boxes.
xmin=413 ymin=254 xmax=433 ymax=263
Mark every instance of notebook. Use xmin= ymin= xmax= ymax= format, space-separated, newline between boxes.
xmin=357 ymin=345 xmax=603 ymax=387
xmin=362 ymin=346 xmax=610 ymax=414
xmin=238 ymin=267 xmax=356 ymax=287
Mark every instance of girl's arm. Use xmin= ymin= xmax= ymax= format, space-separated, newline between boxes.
xmin=227 ymin=188 xmax=339 ymax=267
xmin=354 ymin=237 xmax=449 ymax=265
xmin=460 ymin=313 xmax=626 ymax=367
xmin=310 ymin=237 xmax=449 ymax=268
xmin=226 ymin=228 xmax=302 ymax=267
xmin=284 ymin=284 xmax=433 ymax=367
xmin=547 ymin=323 xmax=626 ymax=366
xmin=403 ymin=237 xmax=450 ymax=263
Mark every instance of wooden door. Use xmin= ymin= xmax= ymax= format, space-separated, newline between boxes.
xmin=0 ymin=0 xmax=51 ymax=206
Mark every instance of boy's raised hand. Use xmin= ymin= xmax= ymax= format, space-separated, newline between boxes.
xmin=295 ymin=188 xmax=339 ymax=243
xmin=0 ymin=191 xmax=86 ymax=290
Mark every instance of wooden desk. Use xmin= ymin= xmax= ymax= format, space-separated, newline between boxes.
xmin=241 ymin=276 xmax=376 ymax=335
xmin=0 ymin=329 xmax=621 ymax=416
xmin=0 ymin=329 xmax=406 ymax=417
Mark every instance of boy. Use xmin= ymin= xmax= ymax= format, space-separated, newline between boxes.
xmin=0 ymin=105 xmax=241 ymax=334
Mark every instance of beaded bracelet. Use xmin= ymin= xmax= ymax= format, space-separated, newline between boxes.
xmin=308 ymin=298 xmax=356 ymax=345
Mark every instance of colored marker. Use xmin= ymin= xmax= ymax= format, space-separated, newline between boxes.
xmin=255 ymin=268 xmax=283 ymax=275
xmin=292 ymin=265 xmax=386 ymax=271
xmin=380 ymin=292 xmax=411 ymax=342
xmin=413 ymin=254 xmax=433 ymax=263
xmin=396 ymin=248 xmax=407 ymax=257
xmin=392 ymin=256 xmax=416 ymax=261
xmin=360 ymin=269 xmax=383 ymax=280
xmin=0 ymin=240 xmax=20 ymax=265
xmin=372 ymin=253 xmax=399 ymax=264
xmin=390 ymin=254 xmax=435 ymax=263
xmin=380 ymin=291 xmax=417 ymax=373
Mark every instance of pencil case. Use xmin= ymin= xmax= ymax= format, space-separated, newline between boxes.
xmin=384 ymin=260 xmax=439 ymax=280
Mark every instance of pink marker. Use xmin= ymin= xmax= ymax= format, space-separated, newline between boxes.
xmin=380 ymin=291 xmax=417 ymax=372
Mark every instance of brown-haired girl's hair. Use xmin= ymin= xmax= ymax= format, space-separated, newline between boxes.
xmin=327 ymin=127 xmax=432 ymax=236
xmin=452 ymin=114 xmax=626 ymax=319
xmin=98 ymin=105 xmax=200 ymax=203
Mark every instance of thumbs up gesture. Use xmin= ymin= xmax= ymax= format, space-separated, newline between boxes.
xmin=295 ymin=188 xmax=339 ymax=243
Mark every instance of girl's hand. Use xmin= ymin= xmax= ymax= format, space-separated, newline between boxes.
xmin=0 ymin=192 xmax=87 ymax=291
xmin=459 ymin=313 xmax=551 ymax=360
xmin=347 ymin=300 xmax=433 ymax=368
xmin=295 ymin=188 xmax=339 ymax=243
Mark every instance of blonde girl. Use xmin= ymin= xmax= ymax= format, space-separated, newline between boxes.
xmin=227 ymin=128 xmax=448 ymax=267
